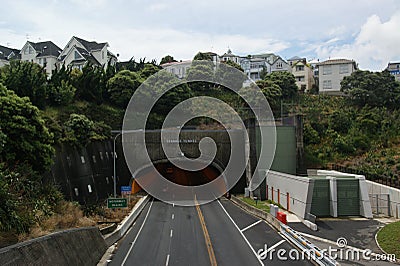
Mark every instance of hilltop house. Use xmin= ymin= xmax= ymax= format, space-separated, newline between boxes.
xmin=58 ymin=36 xmax=117 ymax=70
xmin=317 ymin=59 xmax=358 ymax=95
xmin=20 ymin=41 xmax=62 ymax=76
xmin=386 ymin=62 xmax=400 ymax=81
xmin=0 ymin=45 xmax=20 ymax=67
xmin=288 ymin=56 xmax=314 ymax=92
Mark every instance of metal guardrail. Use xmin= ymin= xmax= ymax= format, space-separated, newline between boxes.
xmin=280 ymin=224 xmax=337 ymax=266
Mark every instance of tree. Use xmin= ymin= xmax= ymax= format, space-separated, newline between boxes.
xmin=0 ymin=83 xmax=54 ymax=172
xmin=48 ymin=80 xmax=76 ymax=106
xmin=160 ymin=55 xmax=177 ymax=65
xmin=255 ymin=79 xmax=282 ymax=108
xmin=63 ymin=114 xmax=95 ymax=146
xmin=139 ymin=64 xmax=161 ymax=79
xmin=264 ymin=71 xmax=298 ymax=100
xmin=186 ymin=60 xmax=215 ymax=95
xmin=193 ymin=52 xmax=213 ymax=61
xmin=0 ymin=60 xmax=48 ymax=108
xmin=73 ymin=64 xmax=106 ymax=104
xmin=107 ymin=70 xmax=143 ymax=108
xmin=341 ymin=70 xmax=400 ymax=109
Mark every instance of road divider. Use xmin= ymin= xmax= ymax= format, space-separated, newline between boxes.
xmin=104 ymin=195 xmax=150 ymax=247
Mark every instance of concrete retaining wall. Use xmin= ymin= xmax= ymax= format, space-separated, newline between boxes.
xmin=367 ymin=180 xmax=400 ymax=218
xmin=231 ymin=196 xmax=281 ymax=230
xmin=265 ymin=170 xmax=314 ymax=219
xmin=0 ymin=227 xmax=106 ymax=266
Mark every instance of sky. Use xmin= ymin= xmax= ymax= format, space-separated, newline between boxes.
xmin=1 ymin=0 xmax=400 ymax=71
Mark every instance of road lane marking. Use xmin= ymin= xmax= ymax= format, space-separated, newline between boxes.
xmin=217 ymin=199 xmax=263 ymax=266
xmin=195 ymin=196 xmax=217 ymax=266
xmin=257 ymin=239 xmax=286 ymax=259
xmin=121 ymin=198 xmax=154 ymax=266
xmin=172 ymin=214 xmax=174 ymax=220
xmin=241 ymin=220 xmax=262 ymax=232
xmin=170 ymin=229 xmax=173 ymax=238
xmin=267 ymin=239 xmax=286 ymax=252
xmin=166 ymin=254 xmax=170 ymax=266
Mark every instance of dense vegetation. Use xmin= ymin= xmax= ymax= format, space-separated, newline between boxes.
xmin=299 ymin=70 xmax=400 ymax=179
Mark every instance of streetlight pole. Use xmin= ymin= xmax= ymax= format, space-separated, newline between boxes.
xmin=112 ymin=131 xmax=122 ymax=198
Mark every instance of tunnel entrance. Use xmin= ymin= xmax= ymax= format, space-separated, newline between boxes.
xmin=137 ymin=162 xmax=221 ymax=186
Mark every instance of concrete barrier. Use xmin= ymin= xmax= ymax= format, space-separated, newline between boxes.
xmin=230 ymin=196 xmax=281 ymax=230
xmin=0 ymin=227 xmax=106 ymax=266
xmin=104 ymin=195 xmax=150 ymax=246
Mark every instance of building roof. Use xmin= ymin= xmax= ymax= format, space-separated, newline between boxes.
xmin=0 ymin=45 xmax=20 ymax=60
xmin=28 ymin=41 xmax=62 ymax=57
xmin=74 ymin=36 xmax=107 ymax=51
xmin=317 ymin=59 xmax=356 ymax=66
xmin=75 ymin=46 xmax=101 ymax=65
xmin=161 ymin=60 xmax=192 ymax=67
xmin=288 ymin=56 xmax=303 ymax=61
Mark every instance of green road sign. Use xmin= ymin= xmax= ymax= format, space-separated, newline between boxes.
xmin=107 ymin=198 xmax=128 ymax=208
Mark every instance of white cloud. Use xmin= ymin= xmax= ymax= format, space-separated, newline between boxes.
xmin=315 ymin=11 xmax=400 ymax=70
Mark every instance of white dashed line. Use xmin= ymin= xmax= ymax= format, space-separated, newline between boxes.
xmin=166 ymin=254 xmax=170 ymax=266
xmin=172 ymin=214 xmax=174 ymax=220
xmin=170 ymin=229 xmax=173 ymax=238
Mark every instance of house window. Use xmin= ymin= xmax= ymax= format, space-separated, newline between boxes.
xmin=296 ymin=65 xmax=304 ymax=71
xmin=29 ymin=46 xmax=34 ymax=54
xmin=296 ymin=76 xmax=305 ymax=82
xmin=323 ymin=80 xmax=332 ymax=89
xmin=323 ymin=65 xmax=332 ymax=75
xmin=74 ymin=51 xmax=80 ymax=60
xmin=276 ymin=62 xmax=283 ymax=68
xmin=102 ymin=51 xmax=105 ymax=60
xmin=24 ymin=47 xmax=28 ymax=54
xmin=339 ymin=64 xmax=349 ymax=74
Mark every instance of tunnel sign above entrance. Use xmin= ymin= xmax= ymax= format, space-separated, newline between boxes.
xmin=107 ymin=198 xmax=128 ymax=208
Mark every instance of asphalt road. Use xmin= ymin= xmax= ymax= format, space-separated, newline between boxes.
xmin=108 ymin=167 xmax=313 ymax=265
xmin=108 ymin=197 xmax=315 ymax=266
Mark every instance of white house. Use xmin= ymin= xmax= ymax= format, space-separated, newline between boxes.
xmin=317 ymin=59 xmax=358 ymax=95
xmin=386 ymin=62 xmax=400 ymax=81
xmin=0 ymin=45 xmax=20 ymax=67
xmin=220 ymin=49 xmax=241 ymax=65
xmin=161 ymin=60 xmax=192 ymax=79
xmin=59 ymin=36 xmax=117 ymax=70
xmin=20 ymin=41 xmax=62 ymax=77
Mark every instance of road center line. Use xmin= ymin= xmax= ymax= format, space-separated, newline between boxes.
xmin=241 ymin=220 xmax=262 ymax=232
xmin=121 ymin=198 xmax=154 ymax=266
xmin=216 ymin=199 xmax=264 ymax=266
xmin=195 ymin=196 xmax=217 ymax=266
xmin=172 ymin=214 xmax=174 ymax=220
xmin=170 ymin=229 xmax=173 ymax=238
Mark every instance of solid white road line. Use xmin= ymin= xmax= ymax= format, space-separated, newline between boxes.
xmin=217 ymin=200 xmax=264 ymax=266
xmin=121 ymin=198 xmax=154 ymax=266
xmin=241 ymin=220 xmax=263 ymax=232
xmin=267 ymin=239 xmax=286 ymax=253
xmin=166 ymin=254 xmax=170 ymax=266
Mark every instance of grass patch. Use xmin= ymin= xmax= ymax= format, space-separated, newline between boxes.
xmin=377 ymin=221 xmax=400 ymax=258
xmin=239 ymin=196 xmax=271 ymax=213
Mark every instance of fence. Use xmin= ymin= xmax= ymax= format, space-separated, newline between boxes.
xmin=369 ymin=193 xmax=391 ymax=217
xmin=328 ymin=164 xmax=400 ymax=189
